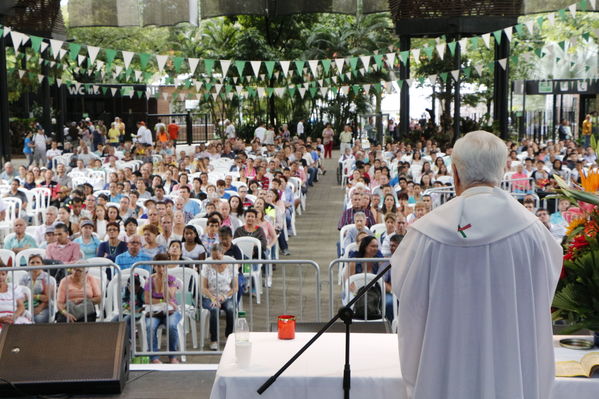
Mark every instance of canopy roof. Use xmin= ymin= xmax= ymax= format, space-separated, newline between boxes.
xmin=61 ymin=0 xmax=594 ymax=28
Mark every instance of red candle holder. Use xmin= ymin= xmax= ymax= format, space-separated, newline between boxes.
xmin=277 ymin=315 xmax=296 ymax=340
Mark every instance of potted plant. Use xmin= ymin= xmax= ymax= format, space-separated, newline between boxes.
xmin=552 ymin=171 xmax=599 ymax=343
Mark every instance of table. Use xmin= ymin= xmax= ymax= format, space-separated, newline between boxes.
xmin=210 ymin=333 xmax=599 ymax=399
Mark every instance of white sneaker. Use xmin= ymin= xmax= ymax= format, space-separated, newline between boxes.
xmin=210 ymin=342 xmax=218 ymax=351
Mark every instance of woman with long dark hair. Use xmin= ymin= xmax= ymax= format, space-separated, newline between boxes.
xmin=182 ymin=225 xmax=207 ymax=260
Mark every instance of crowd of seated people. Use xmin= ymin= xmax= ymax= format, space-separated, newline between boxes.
xmin=0 ymin=116 xmax=319 ymax=359
xmin=337 ymin=130 xmax=596 ymax=322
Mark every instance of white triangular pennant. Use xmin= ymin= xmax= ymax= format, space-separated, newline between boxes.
xmin=319 ymin=87 xmax=328 ymax=96
xmin=220 ymin=60 xmax=231 ymax=77
xmin=275 ymin=87 xmax=285 ymax=97
xmin=436 ymin=44 xmax=445 ymax=60
xmin=498 ymin=58 xmax=507 ymax=70
xmin=194 ymin=81 xmax=202 ymax=91
xmin=195 ymin=93 xmax=202 ymax=100
xmin=340 ymin=86 xmax=350 ymax=95
xmin=459 ymin=38 xmax=468 ymax=52
xmin=250 ymin=61 xmax=261 ymax=78
xmin=56 ymin=78 xmax=62 ymax=87
xmin=134 ymin=70 xmax=142 ymax=81
xmin=188 ymin=58 xmax=199 ymax=75
xmin=411 ymin=49 xmax=420 ymax=64
xmin=359 ymin=68 xmax=365 ymax=76
xmin=40 ymin=41 xmax=49 ymax=54
xmin=210 ymin=92 xmax=217 ymax=100
xmin=38 ymin=58 xmax=44 ymax=65
xmin=590 ymin=0 xmax=596 ymax=10
xmin=308 ymin=60 xmax=319 ymax=76
xmin=345 ymin=72 xmax=351 ymax=79
xmin=115 ymin=65 xmax=123 ymax=77
xmin=568 ymin=3 xmax=576 ymax=18
xmin=214 ymin=84 xmax=223 ymax=94
xmin=359 ymin=55 xmax=371 ymax=70
xmin=385 ymin=52 xmax=396 ymax=68
xmin=547 ymin=13 xmax=555 ymax=25
xmin=2 ymin=27 xmax=10 ymax=38
xmin=77 ymin=54 xmax=86 ymax=66
xmin=236 ymin=85 xmax=243 ymax=94
xmin=179 ymin=93 xmax=186 ymax=101
xmin=298 ymin=88 xmax=306 ymax=98
xmin=87 ymin=45 xmax=99 ymax=64
xmin=363 ymin=84 xmax=371 ymax=93
xmin=474 ymin=63 xmax=484 ymax=76
xmin=128 ymin=91 xmax=134 ymax=99
xmin=257 ymin=87 xmax=266 ymax=98
xmin=10 ymin=31 xmax=24 ymax=52
xmin=280 ymin=60 xmax=290 ymax=77
xmin=317 ymin=79 xmax=324 ymax=87
xmin=59 ymin=48 xmax=67 ymax=60
xmin=49 ymin=39 xmax=63 ymax=59
xmin=450 ymin=70 xmax=460 ymax=81
xmin=481 ymin=33 xmax=491 ymax=49
xmin=162 ymin=92 xmax=169 ymax=100
xmin=156 ymin=55 xmax=168 ymax=73
xmin=405 ymin=78 xmax=414 ymax=87
xmin=92 ymin=85 xmax=99 ymax=92
xmin=37 ymin=74 xmax=44 ymax=83
xmin=504 ymin=27 xmax=513 ymax=42
xmin=17 ymin=70 xmax=25 ymax=79
xmin=334 ymin=58 xmax=345 ymax=73
xmin=428 ymin=74 xmax=437 ymax=85
xmin=122 ymin=51 xmax=134 ymax=69
xmin=525 ymin=20 xmax=535 ymax=35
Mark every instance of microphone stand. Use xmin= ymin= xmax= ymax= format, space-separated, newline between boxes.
xmin=258 ymin=262 xmax=392 ymax=399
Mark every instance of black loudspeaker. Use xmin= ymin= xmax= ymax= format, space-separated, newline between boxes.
xmin=0 ymin=322 xmax=129 ymax=396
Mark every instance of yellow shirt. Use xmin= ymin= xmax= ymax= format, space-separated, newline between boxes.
xmin=582 ymin=119 xmax=592 ymax=136
xmin=108 ymin=128 xmax=121 ymax=143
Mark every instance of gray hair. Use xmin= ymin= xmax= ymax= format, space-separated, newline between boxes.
xmin=353 ymin=211 xmax=366 ymax=221
xmin=452 ymin=130 xmax=507 ymax=187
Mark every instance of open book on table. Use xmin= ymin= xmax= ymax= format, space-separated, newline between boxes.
xmin=556 ymin=352 xmax=599 ymax=378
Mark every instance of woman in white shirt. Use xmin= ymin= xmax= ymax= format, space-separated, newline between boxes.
xmin=201 ymin=244 xmax=238 ymax=350
xmin=182 ymin=225 xmax=207 ymax=260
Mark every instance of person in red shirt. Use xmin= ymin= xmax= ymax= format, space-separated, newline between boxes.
xmin=167 ymin=120 xmax=179 ymax=147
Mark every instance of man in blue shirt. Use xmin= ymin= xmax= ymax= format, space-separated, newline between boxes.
xmin=4 ymin=218 xmax=38 ymax=265
xmin=115 ymin=234 xmax=152 ymax=272
xmin=180 ymin=186 xmax=202 ymax=222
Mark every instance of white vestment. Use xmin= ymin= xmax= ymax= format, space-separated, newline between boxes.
xmin=391 ymin=186 xmax=562 ymax=399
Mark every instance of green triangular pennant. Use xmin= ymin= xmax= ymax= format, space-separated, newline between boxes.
xmin=235 ymin=60 xmax=245 ymax=76
xmin=264 ymin=61 xmax=275 ymax=78
xmin=104 ymin=48 xmax=117 ymax=65
xmin=515 ymin=24 xmax=525 ymax=36
xmin=101 ymin=87 xmax=108 ymax=95
xmin=580 ymin=0 xmax=588 ymax=11
xmin=558 ymin=8 xmax=567 ymax=21
xmin=322 ymin=59 xmax=332 ymax=74
xmin=68 ymin=43 xmax=81 ymax=61
xmin=373 ymin=55 xmax=383 ymax=69
xmin=493 ymin=30 xmax=502 ymax=45
xmin=558 ymin=41 xmax=566 ymax=51
xmin=136 ymin=91 xmax=143 ymax=98
xmin=423 ymin=46 xmax=434 ymax=59
xmin=470 ymin=37 xmax=479 ymax=49
xmin=373 ymin=83 xmax=381 ymax=93
xmin=309 ymin=87 xmax=317 ymax=97
xmin=288 ymin=87 xmax=296 ymax=97
xmin=534 ymin=48 xmax=543 ymax=58
xmin=447 ymin=42 xmax=457 ymax=56
xmin=439 ymin=72 xmax=448 ymax=82
xmin=173 ymin=57 xmax=184 ymax=73
xmin=399 ymin=51 xmax=409 ymax=65
xmin=204 ymin=59 xmax=215 ymax=75
xmin=348 ymin=57 xmax=358 ymax=71
xmin=30 ymin=36 xmax=42 ymax=53
xmin=582 ymin=32 xmax=590 ymax=41
xmin=266 ymin=87 xmax=274 ymax=97
xmin=352 ymin=85 xmax=360 ymax=95
xmin=294 ymin=60 xmax=305 ymax=75
xmin=463 ymin=67 xmax=472 ymax=78
xmin=184 ymin=79 xmax=192 ymax=88
xmin=536 ymin=16 xmax=545 ymax=27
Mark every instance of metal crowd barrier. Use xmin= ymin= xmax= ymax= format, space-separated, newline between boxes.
xmin=3 ymin=261 xmax=123 ymax=324
xmin=129 ymin=259 xmax=320 ymax=358
xmin=328 ymin=257 xmax=391 ymax=319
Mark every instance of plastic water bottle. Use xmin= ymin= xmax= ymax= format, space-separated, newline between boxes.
xmin=235 ymin=311 xmax=250 ymax=343
xmin=235 ymin=311 xmax=252 ymax=367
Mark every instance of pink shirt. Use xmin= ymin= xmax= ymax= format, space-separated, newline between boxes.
xmin=57 ymin=274 xmax=101 ymax=305
xmin=46 ymin=241 xmax=81 ymax=264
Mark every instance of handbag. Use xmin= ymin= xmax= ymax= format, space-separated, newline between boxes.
xmin=352 ymin=282 xmax=383 ymax=320
xmin=66 ymin=300 xmax=96 ymax=320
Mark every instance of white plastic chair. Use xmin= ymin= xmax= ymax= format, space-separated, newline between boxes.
xmin=0 ymin=249 xmax=16 ymax=267
xmin=232 ymin=237 xmax=263 ymax=304
xmin=188 ymin=217 xmax=207 ymax=232
xmin=30 ymin=187 xmax=51 ymax=224
xmin=339 ymin=224 xmax=355 ymax=255
xmin=370 ymin=223 xmax=386 ymax=237
xmin=338 ymin=243 xmax=358 ymax=286
xmin=105 ymin=268 xmax=149 ymax=321
xmin=15 ymin=248 xmax=46 ymax=269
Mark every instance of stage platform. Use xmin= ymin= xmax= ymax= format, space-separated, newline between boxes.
xmin=68 ymin=365 xmax=218 ymax=399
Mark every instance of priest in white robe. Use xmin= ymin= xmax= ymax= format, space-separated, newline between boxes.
xmin=391 ymin=131 xmax=563 ymax=399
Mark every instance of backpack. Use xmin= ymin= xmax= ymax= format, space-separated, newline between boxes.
xmin=352 ymin=282 xmax=382 ymax=320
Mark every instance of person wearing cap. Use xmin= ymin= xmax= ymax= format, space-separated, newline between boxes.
xmin=34 ymin=206 xmax=58 ymax=245
xmin=39 ymin=227 xmax=57 ymax=249
xmin=74 ymin=219 xmax=101 ymax=259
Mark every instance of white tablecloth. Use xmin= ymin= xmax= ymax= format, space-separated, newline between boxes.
xmin=210 ymin=333 xmax=599 ymax=399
